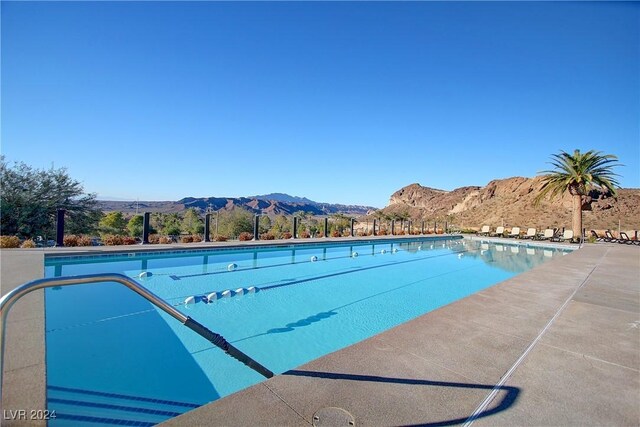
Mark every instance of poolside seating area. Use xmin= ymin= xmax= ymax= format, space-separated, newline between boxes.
xmin=590 ymin=230 xmax=640 ymax=245
xmin=618 ymin=232 xmax=640 ymax=245
xmin=477 ymin=226 xmax=640 ymax=245
xmin=478 ymin=226 xmax=561 ymax=241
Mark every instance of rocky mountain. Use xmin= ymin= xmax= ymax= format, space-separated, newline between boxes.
xmin=380 ymin=177 xmax=640 ymax=230
xmin=251 ymin=193 xmax=315 ymax=204
xmin=98 ymin=194 xmax=375 ymax=216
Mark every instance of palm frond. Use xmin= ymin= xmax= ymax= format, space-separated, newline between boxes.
xmin=534 ymin=148 xmax=622 ymax=204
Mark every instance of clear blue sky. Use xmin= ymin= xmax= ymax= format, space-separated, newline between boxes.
xmin=2 ymin=1 xmax=638 ymax=208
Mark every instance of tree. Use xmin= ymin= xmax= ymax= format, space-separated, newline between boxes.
xmin=162 ymin=213 xmax=182 ymax=236
xmin=99 ymin=211 xmax=127 ymax=236
xmin=258 ymin=215 xmax=272 ymax=234
xmin=127 ymin=215 xmax=144 ymax=237
xmin=181 ymin=208 xmax=204 ymax=235
xmin=535 ymin=149 xmax=621 ymax=238
xmin=150 ymin=213 xmax=165 ymax=235
xmin=307 ymin=218 xmax=320 ymax=237
xmin=330 ymin=213 xmax=350 ymax=234
xmin=0 ymin=157 xmax=101 ymax=238
xmin=217 ymin=207 xmax=253 ymax=238
xmin=269 ymin=215 xmax=291 ymax=237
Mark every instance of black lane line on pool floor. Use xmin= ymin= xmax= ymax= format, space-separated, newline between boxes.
xmin=45 ymin=247 xmax=475 ymax=333
xmin=167 ymin=240 xmax=462 ymax=280
xmin=46 ymin=246 xmax=472 ymax=333
xmin=258 ymin=250 xmax=471 ymax=291
xmin=220 ymin=262 xmax=482 ymax=348
xmin=164 ymin=248 xmax=473 ymax=304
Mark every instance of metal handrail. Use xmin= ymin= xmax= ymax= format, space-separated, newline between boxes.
xmin=0 ymin=273 xmax=273 ymax=407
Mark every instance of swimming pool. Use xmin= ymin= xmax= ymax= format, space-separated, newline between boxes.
xmin=43 ymin=237 xmax=571 ymax=425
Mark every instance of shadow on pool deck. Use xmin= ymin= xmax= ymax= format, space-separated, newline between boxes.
xmin=284 ymin=369 xmax=520 ymax=426
xmin=162 ymin=242 xmax=639 ymax=426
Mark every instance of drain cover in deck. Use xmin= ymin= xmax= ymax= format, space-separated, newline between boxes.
xmin=312 ymin=407 xmax=355 ymax=426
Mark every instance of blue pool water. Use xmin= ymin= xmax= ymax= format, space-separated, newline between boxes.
xmin=43 ymin=237 xmax=571 ymax=425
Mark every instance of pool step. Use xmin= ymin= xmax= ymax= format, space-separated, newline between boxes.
xmin=47 ymin=385 xmax=199 ymax=426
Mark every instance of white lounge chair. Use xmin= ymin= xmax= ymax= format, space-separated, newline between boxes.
xmin=538 ymin=229 xmax=555 ymax=241
xmin=552 ymin=230 xmax=574 ymax=243
xmin=477 ymin=225 xmax=490 ymax=236
xmin=508 ymin=227 xmax=521 ymax=238
xmin=490 ymin=226 xmax=505 ymax=237
xmin=522 ymin=228 xmax=537 ymax=239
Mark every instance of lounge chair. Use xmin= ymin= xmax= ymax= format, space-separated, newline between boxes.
xmin=477 ymin=225 xmax=490 ymax=236
xmin=590 ymin=230 xmax=605 ymax=242
xmin=604 ymin=230 xmax=618 ymax=243
xmin=537 ymin=228 xmax=555 ymax=241
xmin=507 ymin=227 xmax=521 ymax=238
xmin=490 ymin=226 xmax=505 ymax=237
xmin=521 ymin=228 xmax=537 ymax=239
xmin=551 ymin=229 xmax=574 ymax=243
xmin=618 ymin=232 xmax=637 ymax=245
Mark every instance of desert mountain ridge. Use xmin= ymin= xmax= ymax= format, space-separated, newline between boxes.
xmin=98 ymin=194 xmax=376 ymax=216
xmin=381 ymin=176 xmax=640 ymax=230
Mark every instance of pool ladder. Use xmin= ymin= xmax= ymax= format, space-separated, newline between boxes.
xmin=0 ymin=273 xmax=274 ymax=407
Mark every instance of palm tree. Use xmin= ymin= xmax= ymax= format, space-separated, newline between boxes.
xmin=535 ymin=149 xmax=621 ymax=239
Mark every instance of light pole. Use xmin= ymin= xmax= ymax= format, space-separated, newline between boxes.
xmin=253 ymin=214 xmax=260 ymax=240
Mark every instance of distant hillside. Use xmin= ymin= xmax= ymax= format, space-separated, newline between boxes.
xmin=251 ymin=193 xmax=315 ymax=204
xmin=98 ymin=194 xmax=375 ymax=216
xmin=381 ymin=177 xmax=640 ymax=230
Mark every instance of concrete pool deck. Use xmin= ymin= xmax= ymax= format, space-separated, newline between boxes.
xmin=1 ymin=236 xmax=638 ymax=425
